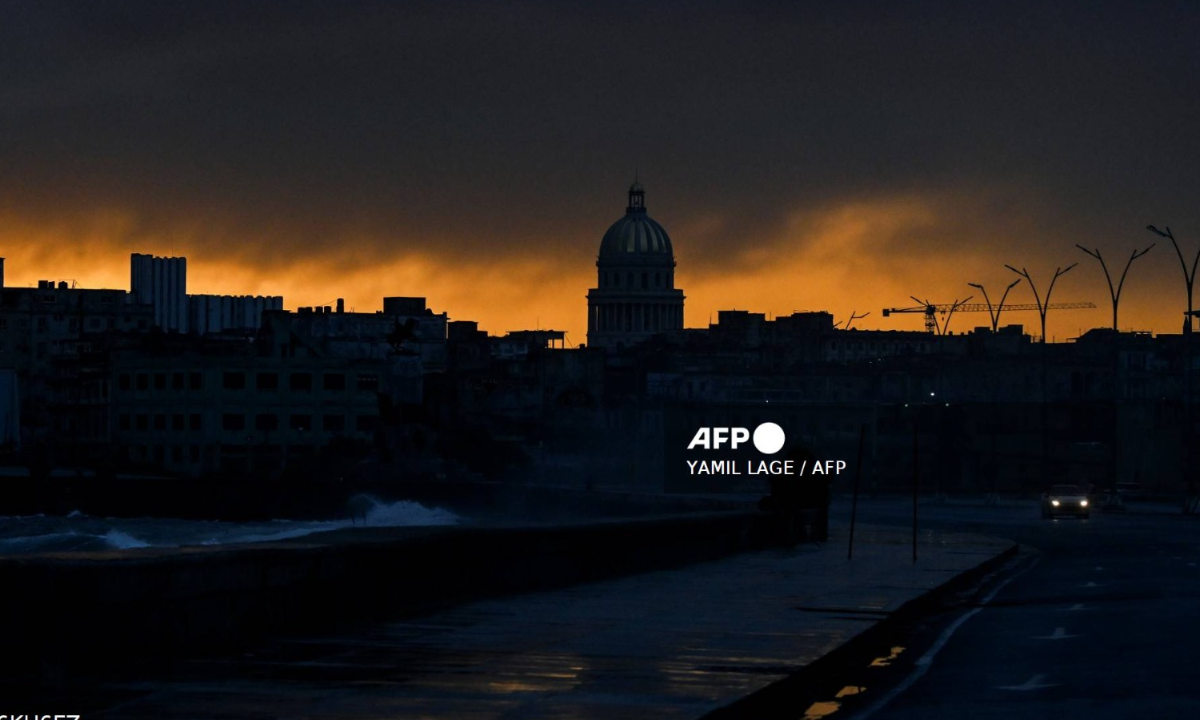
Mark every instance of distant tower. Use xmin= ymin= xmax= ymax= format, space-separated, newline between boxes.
xmin=586 ymin=181 xmax=685 ymax=348
xmin=131 ymin=253 xmax=188 ymax=333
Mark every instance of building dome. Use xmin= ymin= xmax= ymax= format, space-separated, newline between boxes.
xmin=599 ymin=214 xmax=674 ymax=257
xmin=598 ymin=182 xmax=674 ymax=260
xmin=587 ymin=180 xmax=685 ymax=350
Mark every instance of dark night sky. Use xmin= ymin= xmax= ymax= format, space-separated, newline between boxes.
xmin=2 ymin=0 xmax=1199 ymax=341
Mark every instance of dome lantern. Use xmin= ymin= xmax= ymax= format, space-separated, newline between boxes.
xmin=598 ymin=181 xmax=674 ymax=259
xmin=627 ymin=181 xmax=646 ymax=213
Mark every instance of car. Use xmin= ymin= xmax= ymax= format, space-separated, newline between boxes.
xmin=1041 ymin=484 xmax=1090 ymax=519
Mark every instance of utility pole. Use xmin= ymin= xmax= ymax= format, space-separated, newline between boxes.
xmin=1074 ymin=243 xmax=1155 ymax=331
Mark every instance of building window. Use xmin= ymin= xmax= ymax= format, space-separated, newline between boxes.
xmin=154 ymin=373 xmax=166 ymax=390
xmin=189 ymin=372 xmax=203 ymax=390
xmin=323 ymin=373 xmax=345 ymax=391
xmin=172 ymin=372 xmax=184 ymax=390
xmin=290 ymin=372 xmax=313 ymax=392
xmin=290 ymin=414 xmax=311 ymax=431
xmin=257 ymin=372 xmax=278 ymax=391
xmin=222 ymin=413 xmax=245 ymax=431
xmin=356 ymin=415 xmax=378 ymax=433
xmin=172 ymin=414 xmax=184 ymax=431
xmin=256 ymin=414 xmax=278 ymax=431
xmin=135 ymin=414 xmax=148 ymax=431
xmin=154 ymin=414 xmax=166 ymax=430
xmin=136 ymin=373 xmax=148 ymax=391
xmin=356 ymin=374 xmax=379 ymax=393
xmin=223 ymin=372 xmax=246 ymax=390
xmin=323 ymin=414 xmax=345 ymax=432
xmin=118 ymin=374 xmax=131 ymax=391
xmin=189 ymin=413 xmax=202 ymax=431
xmin=119 ymin=414 xmax=131 ymax=431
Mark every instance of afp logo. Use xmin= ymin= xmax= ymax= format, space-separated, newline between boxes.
xmin=687 ymin=422 xmax=786 ymax=455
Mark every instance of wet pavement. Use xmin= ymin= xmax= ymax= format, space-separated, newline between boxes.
xmin=842 ymin=498 xmax=1200 ymax=720
xmin=51 ymin=524 xmax=1014 ymax=719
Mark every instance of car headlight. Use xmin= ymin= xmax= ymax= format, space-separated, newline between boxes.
xmin=1080 ymin=500 xmax=1088 ymax=507
xmin=1051 ymin=500 xmax=1060 ymax=506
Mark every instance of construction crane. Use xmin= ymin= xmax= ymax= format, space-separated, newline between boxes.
xmin=883 ymin=296 xmax=1096 ymax=334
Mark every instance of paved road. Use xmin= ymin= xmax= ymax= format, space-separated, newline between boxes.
xmin=14 ymin=496 xmax=1188 ymax=719
xmin=7 ymin=519 xmax=1010 ymax=719
xmin=827 ymin=499 xmax=1200 ymax=720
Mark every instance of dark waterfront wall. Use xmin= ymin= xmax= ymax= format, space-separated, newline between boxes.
xmin=0 ymin=506 xmax=794 ymax=680
xmin=0 ymin=475 xmax=752 ymax=522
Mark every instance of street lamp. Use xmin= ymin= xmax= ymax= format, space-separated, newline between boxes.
xmin=838 ymin=310 xmax=870 ymax=331
xmin=1146 ymin=225 xmax=1200 ymax=334
xmin=1006 ymin=262 xmax=1076 ymax=490
xmin=1005 ymin=263 xmax=1078 ymax=343
xmin=968 ymin=279 xmax=1022 ymax=333
xmin=1148 ymin=225 xmax=1200 ymax=513
xmin=911 ymin=295 xmax=973 ymax=335
xmin=1074 ymin=243 xmax=1155 ymax=332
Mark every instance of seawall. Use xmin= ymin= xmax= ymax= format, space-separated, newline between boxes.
xmin=0 ymin=475 xmax=756 ymax=521
xmin=0 ymin=507 xmax=795 ymax=677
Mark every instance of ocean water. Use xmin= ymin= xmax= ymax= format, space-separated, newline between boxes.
xmin=0 ymin=496 xmax=460 ymax=555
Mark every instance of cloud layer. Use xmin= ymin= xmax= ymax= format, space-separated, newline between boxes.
xmin=2 ymin=1 xmax=1198 ymax=340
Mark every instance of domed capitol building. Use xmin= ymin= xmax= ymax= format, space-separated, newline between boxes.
xmin=586 ymin=182 xmax=685 ymax=348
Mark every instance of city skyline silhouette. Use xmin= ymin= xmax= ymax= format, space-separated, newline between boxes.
xmin=3 ymin=2 xmax=1198 ymax=342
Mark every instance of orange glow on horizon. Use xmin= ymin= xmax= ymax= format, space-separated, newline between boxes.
xmin=1 ymin=195 xmax=1189 ymax=344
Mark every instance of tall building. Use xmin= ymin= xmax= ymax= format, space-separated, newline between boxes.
xmin=189 ymin=294 xmax=284 ymax=334
xmin=586 ymin=182 xmax=685 ymax=348
xmin=131 ymin=253 xmax=188 ymax=333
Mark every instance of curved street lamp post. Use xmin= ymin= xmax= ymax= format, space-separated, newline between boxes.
xmin=1074 ymin=243 xmax=1155 ymax=332
xmin=968 ymin=279 xmax=1022 ymax=333
xmin=1147 ymin=225 xmax=1200 ymax=513
xmin=1005 ymin=263 xmax=1077 ymax=343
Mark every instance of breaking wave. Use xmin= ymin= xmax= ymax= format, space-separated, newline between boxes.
xmin=0 ymin=498 xmax=459 ymax=555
